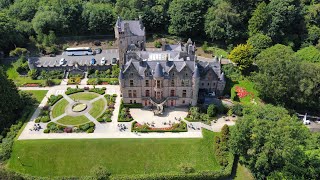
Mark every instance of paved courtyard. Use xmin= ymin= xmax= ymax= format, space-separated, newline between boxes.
xmin=130 ymin=108 xmax=188 ymax=128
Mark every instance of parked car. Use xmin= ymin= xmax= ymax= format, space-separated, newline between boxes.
xmin=208 ymin=92 xmax=215 ymax=97
xmin=90 ymin=58 xmax=96 ymax=65
xmin=59 ymin=58 xmax=65 ymax=65
xmin=111 ymin=58 xmax=117 ymax=64
xmin=95 ymin=48 xmax=102 ymax=54
xmin=101 ymin=57 xmax=106 ymax=65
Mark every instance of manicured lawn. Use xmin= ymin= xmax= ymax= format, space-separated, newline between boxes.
xmin=89 ymin=98 xmax=105 ymax=118
xmin=23 ymin=90 xmax=48 ymax=103
xmin=231 ymin=79 xmax=261 ymax=105
xmin=8 ymin=130 xmax=221 ymax=177
xmin=2 ymin=61 xmax=61 ymax=86
xmin=51 ymin=99 xmax=68 ymax=118
xmin=56 ymin=115 xmax=89 ymax=126
xmin=69 ymin=92 xmax=99 ymax=101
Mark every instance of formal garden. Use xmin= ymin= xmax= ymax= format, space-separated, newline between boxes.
xmin=87 ymin=65 xmax=120 ymax=85
xmin=35 ymin=87 xmax=112 ymax=134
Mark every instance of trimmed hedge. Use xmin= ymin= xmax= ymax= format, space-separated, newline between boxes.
xmin=123 ymin=103 xmax=143 ymax=108
xmin=45 ymin=122 xmax=95 ymax=133
xmin=89 ymin=88 xmax=105 ymax=95
xmin=48 ymin=95 xmax=63 ymax=106
xmin=131 ymin=121 xmax=188 ymax=133
xmin=65 ymin=88 xmax=84 ymax=95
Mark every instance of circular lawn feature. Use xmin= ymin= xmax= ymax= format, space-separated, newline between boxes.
xmin=72 ymin=103 xmax=87 ymax=112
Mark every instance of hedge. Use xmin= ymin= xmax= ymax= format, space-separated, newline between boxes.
xmin=123 ymin=103 xmax=143 ymax=108
xmin=89 ymin=88 xmax=105 ymax=95
xmin=48 ymin=95 xmax=63 ymax=106
xmin=131 ymin=121 xmax=188 ymax=133
xmin=65 ymin=88 xmax=84 ymax=95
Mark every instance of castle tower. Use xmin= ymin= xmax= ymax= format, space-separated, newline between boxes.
xmin=217 ymin=72 xmax=226 ymax=96
xmin=192 ymin=65 xmax=200 ymax=106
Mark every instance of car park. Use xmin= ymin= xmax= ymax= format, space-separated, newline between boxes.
xmin=101 ymin=57 xmax=106 ymax=65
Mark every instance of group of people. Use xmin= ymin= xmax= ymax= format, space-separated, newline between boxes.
xmin=118 ymin=124 xmax=127 ymax=132
xmin=188 ymin=123 xmax=200 ymax=130
xmin=30 ymin=124 xmax=42 ymax=131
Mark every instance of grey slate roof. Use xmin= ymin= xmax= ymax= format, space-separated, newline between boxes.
xmin=154 ymin=62 xmax=164 ymax=78
xmin=116 ymin=17 xmax=145 ymax=36
xmin=122 ymin=58 xmax=222 ymax=80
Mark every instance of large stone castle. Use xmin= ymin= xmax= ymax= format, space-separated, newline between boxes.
xmin=116 ymin=17 xmax=226 ymax=107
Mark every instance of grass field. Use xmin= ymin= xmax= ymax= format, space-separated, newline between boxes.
xmin=2 ymin=60 xmax=61 ymax=86
xmin=23 ymin=90 xmax=48 ymax=103
xmin=231 ymin=79 xmax=261 ymax=105
xmin=51 ymin=99 xmax=68 ymax=118
xmin=89 ymin=99 xmax=105 ymax=118
xmin=69 ymin=92 xmax=99 ymax=101
xmin=8 ymin=130 xmax=221 ymax=177
xmin=56 ymin=115 xmax=90 ymax=126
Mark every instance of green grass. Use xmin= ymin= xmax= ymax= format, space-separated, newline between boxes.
xmin=8 ymin=130 xmax=221 ymax=177
xmin=231 ymin=79 xmax=260 ymax=105
xmin=207 ymin=46 xmax=228 ymax=57
xmin=2 ymin=60 xmax=61 ymax=86
xmin=234 ymin=163 xmax=254 ymax=180
xmin=51 ymin=99 xmax=68 ymax=118
xmin=89 ymin=98 xmax=106 ymax=118
xmin=23 ymin=90 xmax=48 ymax=103
xmin=69 ymin=92 xmax=99 ymax=101
xmin=56 ymin=115 xmax=90 ymax=126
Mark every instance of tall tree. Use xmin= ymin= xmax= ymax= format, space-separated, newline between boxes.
xmin=168 ymin=0 xmax=208 ymax=37
xmin=82 ymin=2 xmax=115 ymax=34
xmin=248 ymin=2 xmax=268 ymax=37
xmin=247 ymin=33 xmax=273 ymax=56
xmin=228 ymin=44 xmax=253 ymax=73
xmin=204 ymin=1 xmax=242 ymax=44
xmin=0 ymin=67 xmax=22 ymax=132
xmin=8 ymin=0 xmax=39 ymax=21
xmin=32 ymin=10 xmax=61 ymax=35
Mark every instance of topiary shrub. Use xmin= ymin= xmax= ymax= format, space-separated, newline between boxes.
xmin=87 ymin=127 xmax=94 ymax=133
xmin=178 ymin=163 xmax=195 ymax=174
xmin=90 ymin=166 xmax=111 ymax=180
xmin=43 ymin=129 xmax=50 ymax=133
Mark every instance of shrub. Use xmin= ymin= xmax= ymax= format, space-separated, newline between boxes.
xmin=28 ymin=69 xmax=38 ymax=80
xmin=97 ymin=118 xmax=104 ymax=122
xmin=112 ymin=94 xmax=117 ymax=97
xmin=154 ymin=41 xmax=162 ymax=48
xmin=89 ymin=88 xmax=105 ymax=95
xmin=67 ymin=77 xmax=81 ymax=85
xmin=65 ymin=88 xmax=84 ymax=95
xmin=91 ymin=166 xmax=111 ymax=180
xmin=123 ymin=103 xmax=143 ymax=108
xmin=40 ymin=116 xmax=51 ymax=123
xmin=43 ymin=129 xmax=50 ymax=133
xmin=35 ymin=117 xmax=41 ymax=123
xmin=179 ymin=163 xmax=195 ymax=174
xmin=48 ymin=95 xmax=63 ymax=106
xmin=89 ymin=122 xmax=95 ymax=127
xmin=207 ymin=104 xmax=217 ymax=117
xmin=87 ymin=127 xmax=94 ymax=133
xmin=80 ymin=123 xmax=90 ymax=131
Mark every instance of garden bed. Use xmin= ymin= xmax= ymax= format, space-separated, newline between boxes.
xmin=47 ymin=95 xmax=63 ymax=106
xmin=118 ymin=101 xmax=134 ymax=122
xmin=65 ymin=87 xmax=84 ymax=95
xmin=34 ymin=108 xmax=51 ymax=123
xmin=131 ymin=121 xmax=188 ymax=133
xmin=23 ymin=83 xmax=41 ymax=87
xmin=97 ymin=94 xmax=117 ymax=123
xmin=88 ymin=87 xmax=106 ymax=95
xmin=44 ymin=121 xmax=95 ymax=133
xmin=87 ymin=78 xmax=119 ymax=85
xmin=67 ymin=77 xmax=81 ymax=85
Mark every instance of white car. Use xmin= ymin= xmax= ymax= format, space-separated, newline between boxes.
xmin=59 ymin=58 xmax=65 ymax=65
xmin=208 ymin=92 xmax=215 ymax=97
xmin=101 ymin=57 xmax=106 ymax=65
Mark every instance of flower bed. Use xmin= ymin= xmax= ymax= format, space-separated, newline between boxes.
xmin=89 ymin=87 xmax=106 ymax=95
xmin=65 ymin=87 xmax=84 ymax=95
xmin=44 ymin=121 xmax=95 ymax=133
xmin=24 ymin=83 xmax=40 ymax=87
xmin=131 ymin=121 xmax=188 ymax=133
xmin=47 ymin=95 xmax=63 ymax=106
xmin=235 ymin=86 xmax=254 ymax=99
xmin=67 ymin=77 xmax=81 ymax=85
xmin=97 ymin=94 xmax=117 ymax=122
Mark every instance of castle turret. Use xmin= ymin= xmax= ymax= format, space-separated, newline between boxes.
xmin=216 ymin=72 xmax=226 ymax=96
xmin=192 ymin=65 xmax=200 ymax=106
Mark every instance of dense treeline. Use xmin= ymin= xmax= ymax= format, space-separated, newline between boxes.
xmin=229 ymin=104 xmax=320 ymax=179
xmin=1 ymin=0 xmax=320 ymax=53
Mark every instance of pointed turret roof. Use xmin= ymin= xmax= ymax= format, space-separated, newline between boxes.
xmin=193 ymin=65 xmax=200 ymax=78
xmin=154 ymin=62 xmax=164 ymax=78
